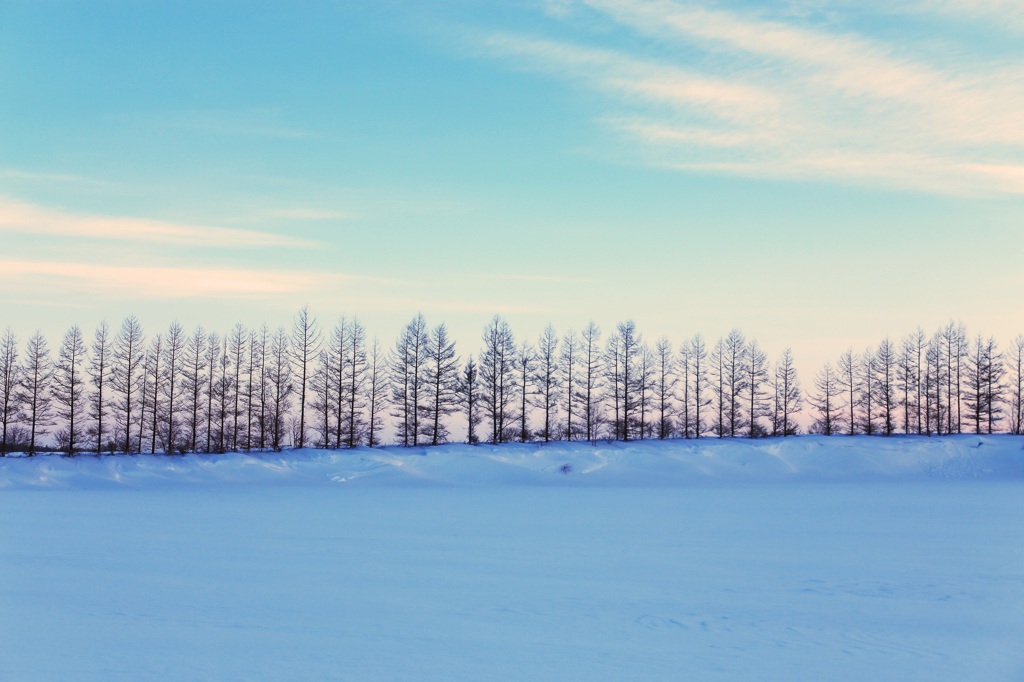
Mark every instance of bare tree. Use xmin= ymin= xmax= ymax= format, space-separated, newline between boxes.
xmin=162 ymin=321 xmax=185 ymax=453
xmin=309 ymin=346 xmax=333 ymax=447
xmin=112 ymin=316 xmax=145 ymax=453
xmin=181 ymin=325 xmax=208 ymax=453
xmin=808 ymin=362 xmax=843 ymax=435
xmin=52 ymin=326 xmax=88 ymax=455
xmin=984 ymin=336 xmax=1005 ymax=434
xmin=226 ymin=321 xmax=243 ymax=448
xmin=480 ymin=315 xmax=516 ymax=444
xmin=636 ymin=343 xmax=655 ymax=439
xmin=711 ymin=337 xmax=727 ymax=437
xmin=423 ymin=322 xmax=459 ymax=446
xmin=246 ymin=326 xmax=268 ymax=451
xmin=390 ymin=314 xmax=429 ymax=447
xmin=19 ymin=332 xmax=53 ymax=455
xmin=617 ymin=321 xmax=641 ymax=441
xmin=515 ymin=338 xmax=535 ymax=442
xmin=604 ymin=330 xmax=622 ymax=440
xmin=144 ymin=334 xmax=163 ymax=454
xmin=964 ymin=334 xmax=990 ymax=435
xmin=344 ymin=319 xmax=367 ymax=448
xmin=88 ymin=321 xmax=112 ymax=453
xmin=925 ymin=333 xmax=945 ymax=435
xmin=677 ymin=339 xmax=692 ymax=438
xmin=897 ymin=334 xmax=917 ymax=435
xmin=837 ymin=349 xmax=858 ymax=435
xmin=1008 ymin=335 xmax=1024 ymax=435
xmin=688 ymin=333 xmax=711 ymax=439
xmin=874 ymin=338 xmax=897 ymax=436
xmin=366 ymin=337 xmax=387 ymax=447
xmin=216 ymin=335 xmax=231 ymax=452
xmin=204 ymin=332 xmax=221 ymax=452
xmin=533 ymin=324 xmax=561 ymax=443
xmin=559 ymin=329 xmax=580 ymax=440
xmin=578 ymin=322 xmax=602 ymax=443
xmin=462 ymin=354 xmax=480 ymax=444
xmin=774 ymin=348 xmax=802 ymax=436
xmin=291 ymin=306 xmax=322 ymax=450
xmin=0 ymin=328 xmax=20 ymax=455
xmin=745 ymin=338 xmax=769 ymax=437
xmin=653 ymin=337 xmax=676 ymax=440
xmin=267 ymin=326 xmax=293 ymax=450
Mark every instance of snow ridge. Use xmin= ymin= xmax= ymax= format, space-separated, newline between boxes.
xmin=2 ymin=435 xmax=1023 ymax=490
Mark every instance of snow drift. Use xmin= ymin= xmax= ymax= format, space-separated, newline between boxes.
xmin=2 ymin=434 xmax=1023 ymax=489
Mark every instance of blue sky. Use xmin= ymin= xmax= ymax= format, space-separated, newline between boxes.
xmin=2 ymin=0 xmax=1023 ymax=371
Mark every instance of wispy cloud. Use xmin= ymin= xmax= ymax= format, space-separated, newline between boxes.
xmin=482 ymin=0 xmax=1024 ymax=194
xmin=0 ymin=260 xmax=407 ymax=301
xmin=0 ymin=197 xmax=316 ymax=248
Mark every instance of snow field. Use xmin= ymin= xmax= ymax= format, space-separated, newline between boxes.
xmin=1 ymin=436 xmax=1023 ymax=680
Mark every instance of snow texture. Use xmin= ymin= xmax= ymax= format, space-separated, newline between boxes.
xmin=1 ymin=436 xmax=1023 ymax=681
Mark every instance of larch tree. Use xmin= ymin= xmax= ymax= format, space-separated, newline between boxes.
xmin=204 ymin=332 xmax=221 ymax=452
xmin=290 ymin=306 xmax=322 ymax=450
xmin=267 ymin=326 xmax=293 ymax=450
xmin=52 ymin=325 xmax=88 ymax=455
xmin=964 ymin=334 xmax=989 ymax=435
xmin=983 ymin=336 xmax=1005 ymax=434
xmin=390 ymin=314 xmax=429 ymax=447
xmin=479 ymin=315 xmax=516 ymax=444
xmin=636 ymin=343 xmax=655 ymax=439
xmin=653 ymin=337 xmax=676 ymax=440
xmin=228 ymin=323 xmax=247 ymax=451
xmin=462 ymin=354 xmax=480 ymax=444
xmin=688 ymin=333 xmax=711 ymax=439
xmin=112 ymin=315 xmax=145 ymax=453
xmin=215 ymin=335 xmax=231 ymax=452
xmin=745 ymin=338 xmax=769 ymax=438
xmin=711 ymin=337 xmax=727 ymax=437
xmin=559 ymin=329 xmax=580 ymax=440
xmin=578 ymin=322 xmax=602 ymax=443
xmin=19 ymin=331 xmax=53 ymax=455
xmin=329 ymin=318 xmax=350 ymax=448
xmin=837 ymin=349 xmax=858 ymax=435
xmin=874 ymin=338 xmax=897 ymax=436
xmin=515 ymin=338 xmax=535 ymax=442
xmin=366 ymin=337 xmax=387 ymax=447
xmin=603 ymin=330 xmax=622 ymax=440
xmin=88 ymin=321 xmax=112 ymax=453
xmin=677 ymin=338 xmax=692 ymax=438
xmin=859 ymin=347 xmax=876 ymax=436
xmin=423 ymin=322 xmax=459 ymax=446
xmin=616 ymin=320 xmax=641 ymax=441
xmin=925 ymin=333 xmax=945 ymax=435
xmin=344 ymin=318 xmax=367 ymax=448
xmin=721 ymin=329 xmax=749 ymax=438
xmin=144 ymin=334 xmax=163 ymax=453
xmin=161 ymin=321 xmax=185 ymax=453
xmin=897 ymin=334 xmax=917 ymax=435
xmin=533 ymin=324 xmax=561 ymax=443
xmin=1007 ymin=335 xmax=1024 ymax=435
xmin=309 ymin=347 xmax=333 ymax=447
xmin=0 ymin=328 xmax=20 ymax=455
xmin=181 ymin=325 xmax=208 ymax=454
xmin=774 ymin=348 xmax=802 ymax=436
xmin=808 ymin=362 xmax=843 ymax=435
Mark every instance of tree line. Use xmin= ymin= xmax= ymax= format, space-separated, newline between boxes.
xmin=0 ymin=311 xmax=1021 ymax=456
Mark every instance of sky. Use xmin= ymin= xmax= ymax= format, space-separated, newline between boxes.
xmin=2 ymin=0 xmax=1023 ymax=376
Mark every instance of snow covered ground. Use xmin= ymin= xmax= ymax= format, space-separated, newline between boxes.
xmin=2 ymin=436 xmax=1023 ymax=680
